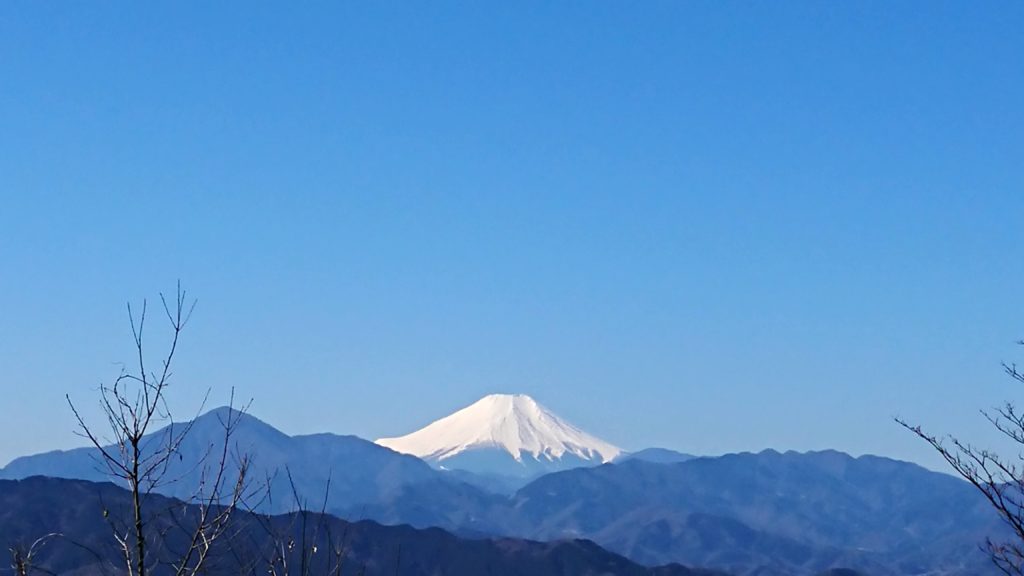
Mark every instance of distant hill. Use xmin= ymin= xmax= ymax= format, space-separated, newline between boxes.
xmin=501 ymin=450 xmax=1004 ymax=575
xmin=0 ymin=407 xmax=504 ymax=531
xmin=0 ymin=476 xmax=725 ymax=576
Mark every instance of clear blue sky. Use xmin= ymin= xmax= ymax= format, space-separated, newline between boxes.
xmin=1 ymin=2 xmax=1022 ymax=469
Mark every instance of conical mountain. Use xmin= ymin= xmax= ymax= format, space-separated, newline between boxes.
xmin=376 ymin=394 xmax=621 ymax=478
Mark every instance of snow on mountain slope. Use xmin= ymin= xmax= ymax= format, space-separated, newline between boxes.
xmin=376 ymin=394 xmax=621 ymax=476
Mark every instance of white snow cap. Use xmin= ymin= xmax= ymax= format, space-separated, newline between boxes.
xmin=376 ymin=393 xmax=622 ymax=464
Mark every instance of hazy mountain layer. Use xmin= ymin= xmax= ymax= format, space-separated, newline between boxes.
xmin=501 ymin=451 xmax=1004 ymax=575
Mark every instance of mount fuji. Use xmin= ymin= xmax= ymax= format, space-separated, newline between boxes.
xmin=376 ymin=394 xmax=622 ymax=479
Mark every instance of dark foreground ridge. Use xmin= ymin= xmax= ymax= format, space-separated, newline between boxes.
xmin=0 ymin=476 xmax=725 ymax=576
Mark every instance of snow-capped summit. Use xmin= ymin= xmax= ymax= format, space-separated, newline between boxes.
xmin=376 ymin=394 xmax=621 ymax=478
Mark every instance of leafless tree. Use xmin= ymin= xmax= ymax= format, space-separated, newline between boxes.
xmin=63 ymin=284 xmax=258 ymax=576
xmin=8 ymin=534 xmax=59 ymax=576
xmin=8 ymin=285 xmax=351 ymax=576
xmin=233 ymin=470 xmax=351 ymax=576
xmin=898 ymin=341 xmax=1024 ymax=576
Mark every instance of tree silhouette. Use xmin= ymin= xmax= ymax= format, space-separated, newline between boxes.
xmin=899 ymin=342 xmax=1024 ymax=576
xmin=10 ymin=285 xmax=348 ymax=576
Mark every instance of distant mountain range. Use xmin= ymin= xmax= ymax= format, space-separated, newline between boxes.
xmin=0 ymin=401 xmax=1007 ymax=575
xmin=500 ymin=451 xmax=1003 ymax=575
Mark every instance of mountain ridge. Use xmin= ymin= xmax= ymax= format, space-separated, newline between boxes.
xmin=0 ymin=475 xmax=725 ymax=576
xmin=501 ymin=449 xmax=1002 ymax=575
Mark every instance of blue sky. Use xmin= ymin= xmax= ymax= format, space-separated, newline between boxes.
xmin=1 ymin=3 xmax=1022 ymax=469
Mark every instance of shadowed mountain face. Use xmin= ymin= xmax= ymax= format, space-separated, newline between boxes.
xmin=0 ymin=476 xmax=724 ymax=576
xmin=502 ymin=450 xmax=1005 ymax=575
xmin=0 ymin=407 xmax=504 ymax=531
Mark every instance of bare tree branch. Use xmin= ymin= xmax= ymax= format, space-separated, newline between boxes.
xmin=899 ymin=340 xmax=1024 ymax=576
xmin=25 ymin=285 xmax=345 ymax=576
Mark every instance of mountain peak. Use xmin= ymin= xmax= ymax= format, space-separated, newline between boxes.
xmin=376 ymin=394 xmax=621 ymax=470
xmin=475 ymin=393 xmax=545 ymax=417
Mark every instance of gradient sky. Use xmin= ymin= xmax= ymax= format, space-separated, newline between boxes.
xmin=1 ymin=2 xmax=1022 ymax=470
